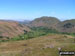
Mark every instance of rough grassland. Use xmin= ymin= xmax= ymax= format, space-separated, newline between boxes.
xmin=0 ymin=34 xmax=75 ymax=56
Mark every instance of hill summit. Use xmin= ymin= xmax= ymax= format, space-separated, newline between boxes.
xmin=29 ymin=16 xmax=60 ymax=29
xmin=27 ymin=16 xmax=75 ymax=33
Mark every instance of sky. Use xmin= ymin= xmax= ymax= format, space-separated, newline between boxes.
xmin=0 ymin=0 xmax=75 ymax=21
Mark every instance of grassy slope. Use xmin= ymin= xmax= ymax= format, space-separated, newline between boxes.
xmin=0 ymin=34 xmax=75 ymax=56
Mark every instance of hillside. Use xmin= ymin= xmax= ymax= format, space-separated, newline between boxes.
xmin=0 ymin=34 xmax=74 ymax=56
xmin=56 ymin=19 xmax=75 ymax=33
xmin=27 ymin=17 xmax=75 ymax=33
xmin=28 ymin=16 xmax=60 ymax=29
xmin=0 ymin=18 xmax=75 ymax=56
xmin=0 ymin=20 xmax=31 ymax=38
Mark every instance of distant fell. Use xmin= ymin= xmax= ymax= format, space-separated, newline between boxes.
xmin=27 ymin=16 xmax=75 ymax=33
xmin=28 ymin=16 xmax=60 ymax=29
xmin=56 ymin=19 xmax=75 ymax=33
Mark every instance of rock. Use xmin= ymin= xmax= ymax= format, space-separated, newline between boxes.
xmin=42 ymin=44 xmax=54 ymax=49
xmin=22 ymin=44 xmax=27 ymax=46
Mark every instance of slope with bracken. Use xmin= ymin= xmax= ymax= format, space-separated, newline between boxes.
xmin=28 ymin=16 xmax=60 ymax=29
xmin=0 ymin=20 xmax=31 ymax=38
xmin=27 ymin=17 xmax=75 ymax=33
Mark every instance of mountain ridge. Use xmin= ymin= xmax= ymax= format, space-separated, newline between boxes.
xmin=26 ymin=16 xmax=75 ymax=33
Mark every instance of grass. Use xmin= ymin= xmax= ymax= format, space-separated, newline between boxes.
xmin=0 ymin=27 xmax=75 ymax=56
xmin=0 ymin=34 xmax=75 ymax=56
xmin=0 ymin=27 xmax=75 ymax=43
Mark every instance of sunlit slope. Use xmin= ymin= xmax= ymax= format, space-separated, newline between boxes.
xmin=0 ymin=34 xmax=75 ymax=56
xmin=0 ymin=21 xmax=31 ymax=38
xmin=27 ymin=17 xmax=75 ymax=33
xmin=28 ymin=16 xmax=60 ymax=29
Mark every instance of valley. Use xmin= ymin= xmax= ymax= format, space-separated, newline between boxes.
xmin=0 ymin=16 xmax=75 ymax=56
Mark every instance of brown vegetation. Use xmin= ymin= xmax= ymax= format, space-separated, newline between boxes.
xmin=0 ymin=21 xmax=31 ymax=38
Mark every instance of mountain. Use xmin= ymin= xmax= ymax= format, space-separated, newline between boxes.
xmin=56 ymin=19 xmax=75 ymax=33
xmin=0 ymin=20 xmax=31 ymax=38
xmin=18 ymin=20 xmax=31 ymax=25
xmin=28 ymin=16 xmax=60 ymax=29
xmin=27 ymin=16 xmax=75 ymax=33
xmin=1 ymin=17 xmax=74 ymax=37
